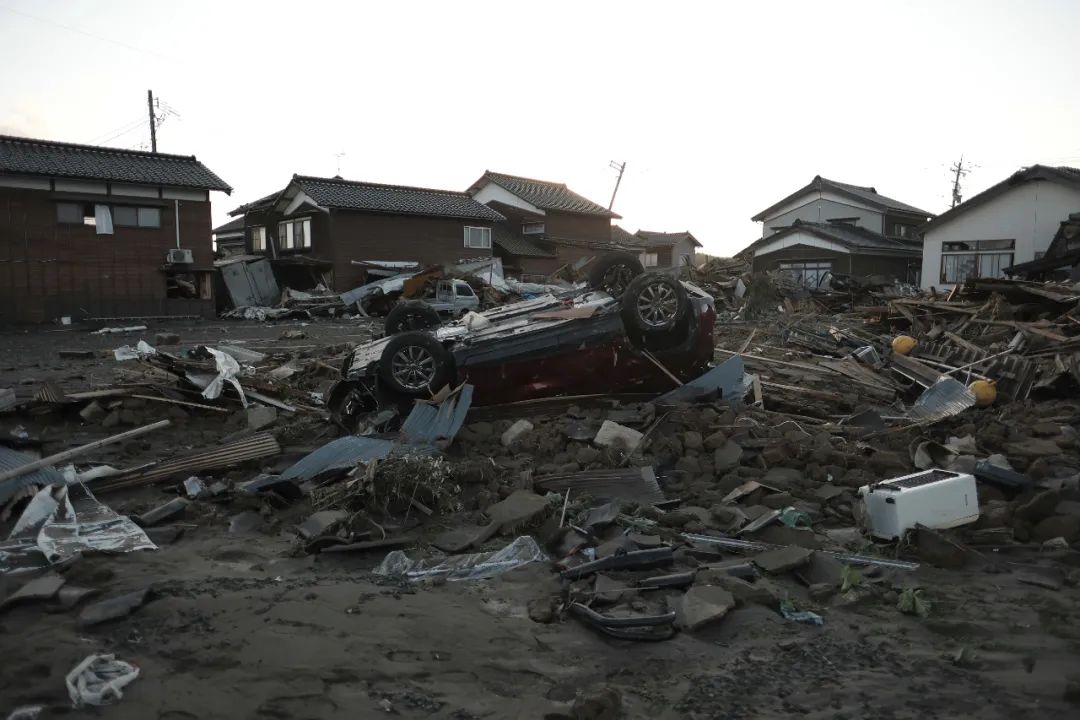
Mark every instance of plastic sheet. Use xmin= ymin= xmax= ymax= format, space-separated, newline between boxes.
xmin=113 ymin=340 xmax=156 ymax=361
xmin=201 ymin=347 xmax=247 ymax=406
xmin=66 ymin=654 xmax=140 ymax=707
xmin=375 ymin=535 xmax=548 ymax=582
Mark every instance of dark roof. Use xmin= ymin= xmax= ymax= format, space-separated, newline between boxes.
xmin=469 ymin=170 xmax=620 ymax=218
xmin=290 ymin=175 xmax=504 ymax=221
xmin=0 ymin=134 xmax=231 ymax=192
xmin=751 ymin=175 xmax=930 ymax=222
xmin=744 ymin=219 xmax=922 ymax=257
xmin=635 ymin=230 xmax=703 ymax=248
xmin=212 ymin=216 xmax=246 ymax=235
xmin=228 ymin=190 xmax=280 ymax=216
xmin=922 ymin=165 xmax=1080 ymax=234
xmin=491 ymin=223 xmax=555 ymax=258
xmin=611 ymin=224 xmax=642 ymax=247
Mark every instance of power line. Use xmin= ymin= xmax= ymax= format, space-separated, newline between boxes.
xmin=98 ymin=120 xmax=149 ymax=146
xmin=86 ymin=116 xmax=148 ymax=144
xmin=0 ymin=3 xmax=178 ymax=63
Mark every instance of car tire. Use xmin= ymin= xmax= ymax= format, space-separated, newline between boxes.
xmin=621 ymin=272 xmax=688 ymax=334
xmin=385 ymin=300 xmax=441 ymax=335
xmin=378 ymin=332 xmax=454 ymax=397
xmin=588 ymin=252 xmax=644 ymax=298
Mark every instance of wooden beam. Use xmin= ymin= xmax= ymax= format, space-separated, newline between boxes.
xmin=0 ymin=420 xmax=170 ymax=483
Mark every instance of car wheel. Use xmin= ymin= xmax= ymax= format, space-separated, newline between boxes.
xmin=622 ymin=272 xmax=688 ymax=334
xmin=378 ymin=332 xmax=454 ymax=397
xmin=588 ymin=252 xmax=644 ymax=298
xmin=385 ymin=300 xmax=441 ymax=335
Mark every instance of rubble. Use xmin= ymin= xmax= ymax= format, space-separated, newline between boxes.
xmin=3 ymin=265 xmax=1080 ymax=717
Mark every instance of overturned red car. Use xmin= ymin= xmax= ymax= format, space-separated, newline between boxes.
xmin=329 ymin=253 xmax=717 ymax=425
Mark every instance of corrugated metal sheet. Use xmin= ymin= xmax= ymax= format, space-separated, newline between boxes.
xmin=0 ymin=446 xmax=65 ymax=505
xmin=280 ymin=435 xmax=398 ymax=482
xmin=96 ymin=433 xmax=281 ymax=492
xmin=399 ymin=385 xmax=474 ymax=449
xmin=534 ymin=467 xmax=665 ymax=505
xmin=909 ymin=377 xmax=976 ymax=422
xmin=656 ymin=355 xmax=746 ymax=406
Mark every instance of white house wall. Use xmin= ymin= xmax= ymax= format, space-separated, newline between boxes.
xmin=753 ymin=231 xmax=851 ymax=258
xmin=763 ymin=197 xmax=884 ymax=237
xmin=920 ymin=180 xmax=1080 ymax=290
xmin=470 ymin=183 xmax=544 ymax=215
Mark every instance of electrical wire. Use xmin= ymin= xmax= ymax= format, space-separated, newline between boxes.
xmin=0 ymin=3 xmax=178 ymax=63
xmin=86 ymin=116 xmax=148 ymax=144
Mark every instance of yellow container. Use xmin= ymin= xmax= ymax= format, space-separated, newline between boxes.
xmin=892 ymin=335 xmax=917 ymax=355
xmin=969 ymin=380 xmax=997 ymax=407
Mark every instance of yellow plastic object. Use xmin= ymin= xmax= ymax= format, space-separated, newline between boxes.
xmin=969 ymin=380 xmax=997 ymax=407
xmin=891 ymin=335 xmax=918 ymax=355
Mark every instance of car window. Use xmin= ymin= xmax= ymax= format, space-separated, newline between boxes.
xmin=456 ymin=284 xmax=474 ymax=297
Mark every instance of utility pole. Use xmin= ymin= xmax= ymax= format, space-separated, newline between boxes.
xmin=608 ymin=160 xmax=626 ymax=211
xmin=949 ymin=155 xmax=969 ymax=208
xmin=147 ymin=89 xmax=157 ymax=153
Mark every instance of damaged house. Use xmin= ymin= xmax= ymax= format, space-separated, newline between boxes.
xmin=0 ymin=134 xmax=231 ymax=323
xmin=744 ymin=175 xmax=932 ymax=286
xmin=467 ymin=171 xmax=621 ymax=279
xmin=612 ymin=226 xmax=702 ymax=275
xmin=229 ymin=175 xmax=505 ymax=291
xmin=920 ymin=165 xmax=1080 ymax=291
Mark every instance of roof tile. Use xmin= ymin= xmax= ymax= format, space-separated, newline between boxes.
xmin=294 ymin=176 xmax=504 ymax=221
xmin=0 ymin=134 xmax=231 ymax=192
xmin=472 ymin=171 xmax=619 ymax=218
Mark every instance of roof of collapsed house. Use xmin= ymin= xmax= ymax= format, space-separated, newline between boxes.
xmin=491 ymin=223 xmax=556 ymax=258
xmin=751 ymin=175 xmax=931 ymax=221
xmin=469 ymin=170 xmax=621 ymax=219
xmin=742 ymin=219 xmax=923 ymax=257
xmin=922 ymin=165 xmax=1080 ymax=234
xmin=635 ymin=230 xmax=703 ymax=248
xmin=0 ymin=134 xmax=232 ymax=192
xmin=212 ymin=217 xmax=246 ymax=236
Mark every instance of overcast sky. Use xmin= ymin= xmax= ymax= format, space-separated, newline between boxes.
xmin=2 ymin=0 xmax=1079 ymax=255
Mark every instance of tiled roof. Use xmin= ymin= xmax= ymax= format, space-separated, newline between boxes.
xmin=635 ymin=230 xmax=703 ymax=248
xmin=470 ymin=170 xmax=620 ymax=218
xmin=752 ymin=175 xmax=930 ymax=221
xmin=228 ymin=190 xmax=280 ymax=216
xmin=293 ymin=175 xmax=505 ymax=221
xmin=0 ymin=134 xmax=231 ymax=192
xmin=744 ymin=219 xmax=921 ymax=256
xmin=491 ymin=223 xmax=555 ymax=258
xmin=212 ymin=216 xmax=246 ymax=235
xmin=611 ymin=224 xmax=643 ymax=247
xmin=922 ymin=165 xmax=1080 ymax=234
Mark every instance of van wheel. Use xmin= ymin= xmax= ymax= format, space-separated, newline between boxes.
xmin=385 ymin=300 xmax=441 ymax=335
xmin=622 ymin=273 xmax=688 ymax=334
xmin=588 ymin=252 xmax=644 ymax=298
xmin=378 ymin=332 xmax=454 ymax=397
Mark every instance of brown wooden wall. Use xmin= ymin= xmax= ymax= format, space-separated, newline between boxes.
xmin=544 ymin=211 xmax=611 ymax=245
xmin=0 ymin=187 xmax=214 ymax=324
xmin=329 ymin=211 xmax=495 ymax=290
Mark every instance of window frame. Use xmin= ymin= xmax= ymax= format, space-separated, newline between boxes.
xmin=778 ymin=260 xmax=833 ymax=288
xmin=522 ymin=221 xmax=545 ymax=235
xmin=939 ymin=239 xmax=1015 ymax=283
xmin=56 ymin=202 xmax=95 ymax=226
xmin=464 ymin=225 xmax=491 ymax=249
xmin=641 ymin=252 xmax=659 ymax=268
xmin=251 ymin=225 xmax=267 ymax=252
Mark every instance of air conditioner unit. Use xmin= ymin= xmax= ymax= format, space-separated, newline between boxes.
xmin=166 ymin=248 xmax=194 ymax=265
xmin=859 ymin=469 xmax=979 ymax=540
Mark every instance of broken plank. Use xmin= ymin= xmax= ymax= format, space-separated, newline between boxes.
xmin=130 ymin=394 xmax=229 ymax=413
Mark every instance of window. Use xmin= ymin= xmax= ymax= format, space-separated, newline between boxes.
xmin=251 ymin=225 xmax=266 ymax=251
xmin=112 ymin=206 xmax=160 ymax=228
xmin=456 ymin=283 xmax=475 ymax=297
xmin=137 ymin=207 xmax=160 ymax=228
xmin=642 ymin=252 xmax=659 ymax=267
xmin=779 ymin=261 xmax=833 ymax=288
xmin=522 ymin=222 xmax=545 ymax=235
xmin=277 ymin=218 xmax=312 ymax=250
xmin=940 ymin=239 xmax=1014 ymax=284
xmin=891 ymin=223 xmax=914 ymax=238
xmin=57 ymin=202 xmax=95 ymax=226
xmin=464 ymin=226 xmax=491 ymax=249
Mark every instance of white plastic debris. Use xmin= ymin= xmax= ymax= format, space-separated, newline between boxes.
xmin=201 ymin=347 xmax=247 ymax=406
xmin=113 ymin=340 xmax=156 ymax=361
xmin=501 ymin=419 xmax=534 ymax=447
xmin=593 ymin=420 xmax=644 ymax=452
xmin=461 ymin=311 xmax=492 ymax=331
xmin=91 ymin=325 xmax=147 ymax=335
xmin=66 ymin=654 xmax=140 ymax=707
xmin=375 ymin=536 xmax=548 ymax=582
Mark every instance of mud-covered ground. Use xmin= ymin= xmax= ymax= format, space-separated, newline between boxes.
xmin=1 ymin=318 xmax=1079 ymax=719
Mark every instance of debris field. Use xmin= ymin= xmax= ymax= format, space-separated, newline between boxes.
xmin=2 ymin=272 xmax=1080 ymax=720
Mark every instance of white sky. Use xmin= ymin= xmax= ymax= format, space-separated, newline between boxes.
xmin=2 ymin=0 xmax=1079 ymax=255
